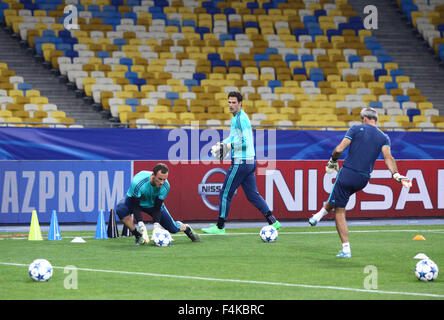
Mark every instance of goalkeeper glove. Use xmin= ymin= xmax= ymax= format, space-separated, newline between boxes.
xmin=137 ymin=221 xmax=149 ymax=244
xmin=211 ymin=142 xmax=232 ymax=160
xmin=325 ymin=158 xmax=339 ymax=174
xmin=393 ymin=172 xmax=412 ymax=188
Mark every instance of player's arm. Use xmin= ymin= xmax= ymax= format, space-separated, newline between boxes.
xmin=326 ymin=138 xmax=351 ymax=173
xmin=381 ymin=145 xmax=412 ymax=188
xmin=127 ymin=197 xmax=143 ymax=222
xmin=150 ymin=197 xmax=163 ymax=224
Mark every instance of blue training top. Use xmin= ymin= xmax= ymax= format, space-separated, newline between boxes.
xmin=126 ymin=170 xmax=170 ymax=208
xmin=223 ymin=109 xmax=255 ymax=160
xmin=342 ymin=124 xmax=391 ymax=175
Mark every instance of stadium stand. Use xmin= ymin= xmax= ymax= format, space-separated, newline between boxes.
xmin=0 ymin=60 xmax=77 ymax=126
xmin=0 ymin=0 xmax=443 ymax=130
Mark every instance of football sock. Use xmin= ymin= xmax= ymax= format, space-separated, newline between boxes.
xmin=342 ymin=242 xmax=351 ymax=253
xmin=184 ymin=225 xmax=192 ymax=235
xmin=132 ymin=228 xmax=141 ymax=238
xmin=313 ymin=207 xmax=329 ymax=222
xmin=217 ymin=218 xmax=225 ymax=229
xmin=264 ymin=211 xmax=277 ymax=224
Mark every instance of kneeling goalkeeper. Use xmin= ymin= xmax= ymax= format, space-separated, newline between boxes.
xmin=116 ymin=163 xmax=200 ymax=245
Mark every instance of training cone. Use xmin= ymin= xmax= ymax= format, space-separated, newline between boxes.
xmin=48 ymin=210 xmax=62 ymax=240
xmin=28 ymin=210 xmax=43 ymax=241
xmin=107 ymin=209 xmax=119 ymax=238
xmin=413 ymin=235 xmax=426 ymax=240
xmin=95 ymin=210 xmax=108 ymax=239
xmin=121 ymin=214 xmax=133 ymax=237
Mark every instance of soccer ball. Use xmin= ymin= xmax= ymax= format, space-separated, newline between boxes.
xmin=260 ymin=225 xmax=278 ymax=243
xmin=415 ymin=259 xmax=439 ymax=282
xmin=28 ymin=259 xmax=53 ymax=282
xmin=152 ymin=229 xmax=172 ymax=247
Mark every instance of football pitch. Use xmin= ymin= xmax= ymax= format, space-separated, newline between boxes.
xmin=0 ymin=224 xmax=443 ymax=300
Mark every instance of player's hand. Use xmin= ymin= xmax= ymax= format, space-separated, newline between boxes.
xmin=393 ymin=173 xmax=412 ymax=188
xmin=325 ymin=158 xmax=339 ymax=174
xmin=152 ymin=222 xmax=162 ymax=234
xmin=211 ymin=142 xmax=231 ymax=160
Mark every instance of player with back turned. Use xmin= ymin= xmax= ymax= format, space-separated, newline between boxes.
xmin=308 ymin=107 xmax=412 ymax=258
xmin=201 ymin=91 xmax=281 ymax=234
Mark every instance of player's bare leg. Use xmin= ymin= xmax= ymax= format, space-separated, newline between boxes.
xmin=334 ymin=207 xmax=351 ymax=257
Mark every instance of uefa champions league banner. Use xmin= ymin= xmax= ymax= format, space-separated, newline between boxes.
xmin=0 ymin=160 xmax=132 ymax=223
xmin=135 ymin=160 xmax=444 ymax=221
xmin=0 ymin=127 xmax=444 ymax=160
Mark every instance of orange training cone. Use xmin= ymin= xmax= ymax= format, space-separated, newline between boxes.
xmin=412 ymin=235 xmax=426 ymax=240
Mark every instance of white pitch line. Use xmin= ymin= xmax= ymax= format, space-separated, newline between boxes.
xmin=1 ymin=262 xmax=443 ymax=299
xmin=1 ymin=229 xmax=444 ymax=239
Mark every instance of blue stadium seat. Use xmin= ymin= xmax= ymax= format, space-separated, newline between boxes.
xmin=229 ymin=28 xmax=243 ymax=36
xmin=396 ymin=95 xmax=410 ymax=106
xmin=390 ymin=69 xmax=404 ymax=78
xmin=301 ymin=54 xmax=314 ymax=64
xmin=374 ymin=69 xmax=387 ymax=81
xmin=293 ymin=68 xmax=306 ymax=75
xmin=125 ymin=71 xmax=138 ymax=80
xmin=193 ymin=73 xmax=206 ymax=84
xmin=407 ymin=108 xmax=421 ymax=121
xmin=125 ymin=98 xmax=139 ymax=109
xmin=265 ymin=47 xmax=278 ymax=55
xmin=184 ymin=79 xmax=198 ymax=89
xmin=348 ymin=55 xmax=362 ymax=65
xmin=326 ymin=29 xmax=341 ymax=40
xmin=369 ymin=101 xmax=383 ymax=109
xmin=120 ymin=58 xmax=133 ymax=67
xmin=130 ymin=78 xmax=146 ymax=89
xmin=228 ymin=60 xmax=242 ymax=68
xmin=18 ymin=83 xmax=32 ymax=92
xmin=314 ymin=9 xmax=326 ymax=17
xmin=254 ymin=53 xmax=269 ymax=62
xmin=211 ymin=60 xmax=226 ymax=68
xmin=183 ymin=20 xmax=196 ymax=27
xmin=310 ymin=73 xmax=324 ymax=83
xmin=293 ymin=28 xmax=308 ymax=40
xmin=166 ymin=91 xmax=180 ymax=101
xmin=97 ymin=51 xmax=110 ymax=60
xmin=385 ymin=82 xmax=398 ymax=92
xmin=285 ymin=54 xmax=298 ymax=65
xmin=268 ymin=80 xmax=281 ymax=92
xmin=207 ymin=53 xmax=221 ymax=61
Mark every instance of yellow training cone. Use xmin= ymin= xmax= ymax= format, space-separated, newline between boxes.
xmin=412 ymin=235 xmax=426 ymax=240
xmin=28 ymin=210 xmax=43 ymax=241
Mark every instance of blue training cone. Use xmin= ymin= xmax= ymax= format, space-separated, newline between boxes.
xmin=48 ymin=210 xmax=62 ymax=240
xmin=95 ymin=210 xmax=108 ymax=239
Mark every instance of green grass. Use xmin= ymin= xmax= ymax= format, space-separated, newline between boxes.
xmin=0 ymin=224 xmax=443 ymax=300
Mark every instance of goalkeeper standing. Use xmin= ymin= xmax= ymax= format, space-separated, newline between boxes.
xmin=308 ymin=107 xmax=412 ymax=258
xmin=202 ymin=91 xmax=281 ymax=234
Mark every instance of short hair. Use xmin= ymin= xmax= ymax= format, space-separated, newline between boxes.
xmin=360 ymin=107 xmax=378 ymax=121
xmin=153 ymin=163 xmax=169 ymax=175
xmin=227 ymin=91 xmax=243 ymax=103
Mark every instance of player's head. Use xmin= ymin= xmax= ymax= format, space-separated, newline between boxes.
xmin=227 ymin=91 xmax=242 ymax=115
xmin=360 ymin=107 xmax=378 ymax=124
xmin=151 ymin=163 xmax=169 ymax=188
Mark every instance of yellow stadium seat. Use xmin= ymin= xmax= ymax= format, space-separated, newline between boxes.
xmin=418 ymin=102 xmax=433 ymax=110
